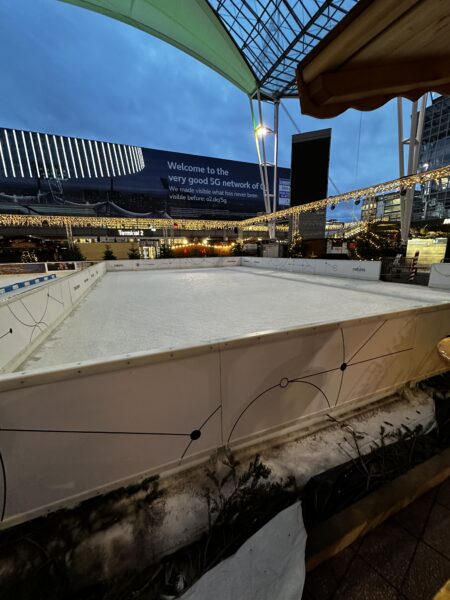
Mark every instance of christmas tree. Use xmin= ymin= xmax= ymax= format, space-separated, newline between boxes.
xmin=231 ymin=241 xmax=244 ymax=256
xmin=103 ymin=245 xmax=117 ymax=260
xmin=127 ymin=245 xmax=140 ymax=259
xmin=61 ymin=244 xmax=86 ymax=261
xmin=288 ymin=233 xmax=303 ymax=258
xmin=352 ymin=224 xmax=401 ymax=260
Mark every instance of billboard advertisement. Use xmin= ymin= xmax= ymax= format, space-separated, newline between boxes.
xmin=0 ymin=133 xmax=291 ymax=220
xmin=112 ymin=148 xmax=290 ymax=219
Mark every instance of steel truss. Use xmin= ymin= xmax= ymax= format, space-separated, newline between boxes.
xmin=208 ymin=2 xmax=357 ymax=229
xmin=209 ymin=0 xmax=358 ymax=98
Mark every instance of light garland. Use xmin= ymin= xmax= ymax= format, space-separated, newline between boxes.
xmin=0 ymin=164 xmax=447 ymax=233
xmin=239 ymin=164 xmax=450 ymax=226
xmin=0 ymin=213 xmax=288 ymax=232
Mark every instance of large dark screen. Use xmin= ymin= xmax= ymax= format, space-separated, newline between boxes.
xmin=290 ymin=129 xmax=331 ymax=206
xmin=290 ymin=129 xmax=331 ymax=239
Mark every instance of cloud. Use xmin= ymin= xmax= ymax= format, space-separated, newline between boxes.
xmin=0 ymin=0 xmax=402 ymax=222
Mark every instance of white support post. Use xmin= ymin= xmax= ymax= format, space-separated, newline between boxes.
xmin=400 ymin=95 xmax=428 ymax=243
xmin=256 ymin=91 xmax=272 ymax=216
xmin=249 ymin=96 xmax=270 ymax=214
xmin=272 ymin=100 xmax=279 ymax=214
xmin=397 ymin=99 xmax=405 ymax=178
xmin=249 ymin=92 xmax=280 ymax=240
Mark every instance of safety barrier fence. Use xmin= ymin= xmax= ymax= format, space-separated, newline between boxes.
xmin=0 ymin=262 xmax=106 ymax=372
xmin=0 ymin=257 xmax=448 ymax=528
xmin=0 ymin=300 xmax=448 ymax=528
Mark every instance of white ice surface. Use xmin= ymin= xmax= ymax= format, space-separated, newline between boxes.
xmin=20 ymin=267 xmax=450 ymax=371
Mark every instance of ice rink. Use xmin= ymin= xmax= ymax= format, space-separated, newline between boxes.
xmin=20 ymin=267 xmax=450 ymax=371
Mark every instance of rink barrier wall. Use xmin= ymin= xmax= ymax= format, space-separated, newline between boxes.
xmin=0 ymin=300 xmax=448 ymax=528
xmin=241 ymin=257 xmax=382 ymax=280
xmin=105 ymin=257 xmax=241 ymax=271
xmin=0 ymin=274 xmax=56 ymax=296
xmin=429 ymin=263 xmax=450 ymax=289
xmin=0 ymin=262 xmax=106 ymax=373
xmin=104 ymin=257 xmax=381 ymax=279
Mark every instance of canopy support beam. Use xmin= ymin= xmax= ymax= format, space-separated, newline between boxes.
xmin=249 ymin=92 xmax=280 ymax=239
xmin=399 ymin=95 xmax=427 ymax=243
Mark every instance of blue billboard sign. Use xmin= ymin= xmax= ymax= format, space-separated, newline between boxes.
xmin=114 ymin=148 xmax=290 ymax=219
xmin=0 ymin=136 xmax=290 ymax=219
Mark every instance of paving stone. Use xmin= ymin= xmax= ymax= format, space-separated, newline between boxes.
xmin=422 ymin=502 xmax=450 ymax=561
xmin=358 ymin=519 xmax=417 ymax=589
xmin=333 ymin=556 xmax=398 ymax=600
xmin=437 ymin=477 xmax=450 ymax=511
xmin=303 ymin=547 xmax=355 ymax=600
xmin=403 ymin=542 xmax=450 ymax=600
xmin=392 ymin=488 xmax=438 ymax=539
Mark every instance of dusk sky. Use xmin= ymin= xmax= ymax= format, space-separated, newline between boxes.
xmin=0 ymin=0 xmax=411 ymax=221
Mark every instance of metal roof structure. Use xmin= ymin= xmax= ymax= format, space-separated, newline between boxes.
xmin=62 ymin=0 xmax=358 ymax=98
xmin=208 ymin=0 xmax=358 ymax=98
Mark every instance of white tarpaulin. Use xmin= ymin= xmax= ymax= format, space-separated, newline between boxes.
xmin=181 ymin=502 xmax=306 ymax=600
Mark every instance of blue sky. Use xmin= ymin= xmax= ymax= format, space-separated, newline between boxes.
xmin=0 ymin=0 xmax=405 ymax=221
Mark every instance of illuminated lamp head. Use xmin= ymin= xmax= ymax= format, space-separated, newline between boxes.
xmin=255 ymin=125 xmax=271 ymax=137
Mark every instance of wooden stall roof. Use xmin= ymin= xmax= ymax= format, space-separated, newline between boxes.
xmin=296 ymin=0 xmax=450 ymax=118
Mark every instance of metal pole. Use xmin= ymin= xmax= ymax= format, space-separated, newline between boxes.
xmin=397 ymin=98 xmax=405 ymax=178
xmin=406 ymin=100 xmax=419 ymax=176
xmin=400 ymin=100 xmax=418 ymax=242
xmin=272 ymin=100 xmax=279 ymax=214
xmin=256 ymin=90 xmax=271 ymax=215
xmin=414 ymin=94 xmax=427 ymax=167
xmin=249 ymin=96 xmax=270 ymax=214
xmin=398 ymin=98 xmax=407 ymax=239
xmin=401 ymin=96 xmax=427 ymax=242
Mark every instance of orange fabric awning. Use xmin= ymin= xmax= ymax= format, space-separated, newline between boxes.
xmin=296 ymin=0 xmax=450 ymax=118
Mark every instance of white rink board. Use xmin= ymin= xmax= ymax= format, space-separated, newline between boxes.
xmin=429 ymin=263 xmax=450 ymax=289
xmin=107 ymin=256 xmax=381 ymax=280
xmin=19 ymin=267 xmax=450 ymax=371
xmin=106 ymin=257 xmax=241 ymax=271
xmin=0 ymin=263 xmax=106 ymax=372
xmin=0 ymin=261 xmax=449 ymax=528
xmin=0 ymin=303 xmax=448 ymax=528
xmin=242 ymin=256 xmax=382 ymax=280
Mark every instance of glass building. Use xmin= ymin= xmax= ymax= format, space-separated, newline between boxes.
xmin=414 ymin=95 xmax=450 ymax=220
xmin=0 ymin=128 xmax=144 ymax=182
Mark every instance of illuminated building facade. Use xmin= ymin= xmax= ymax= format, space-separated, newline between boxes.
xmin=0 ymin=127 xmax=144 ymax=182
xmin=415 ymin=96 xmax=450 ymax=220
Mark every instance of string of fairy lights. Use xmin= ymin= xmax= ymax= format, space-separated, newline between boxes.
xmin=0 ymin=213 xmax=288 ymax=232
xmin=239 ymin=164 xmax=450 ymax=227
xmin=0 ymin=164 xmax=448 ymax=232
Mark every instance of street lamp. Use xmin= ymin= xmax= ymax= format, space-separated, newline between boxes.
xmin=255 ymin=124 xmax=272 ymax=137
